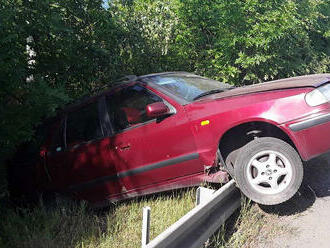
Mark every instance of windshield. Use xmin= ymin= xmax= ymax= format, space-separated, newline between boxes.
xmin=142 ymin=74 xmax=232 ymax=101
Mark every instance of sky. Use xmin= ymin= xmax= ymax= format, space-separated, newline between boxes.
xmin=102 ymin=0 xmax=109 ymax=9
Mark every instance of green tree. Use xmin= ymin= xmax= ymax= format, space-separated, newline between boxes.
xmin=175 ymin=0 xmax=329 ymax=84
xmin=0 ymin=0 xmax=123 ymax=157
xmin=109 ymin=0 xmax=182 ymax=74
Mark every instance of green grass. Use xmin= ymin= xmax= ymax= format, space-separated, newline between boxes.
xmin=207 ymin=199 xmax=290 ymax=248
xmin=0 ymin=188 xmax=285 ymax=248
xmin=0 ymin=189 xmax=196 ymax=248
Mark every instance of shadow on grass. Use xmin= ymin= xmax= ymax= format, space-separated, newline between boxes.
xmin=95 ymin=186 xmax=198 ymax=213
xmin=207 ymin=208 xmax=242 ymax=246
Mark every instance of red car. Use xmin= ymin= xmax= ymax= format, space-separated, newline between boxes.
xmin=8 ymin=72 xmax=330 ymax=206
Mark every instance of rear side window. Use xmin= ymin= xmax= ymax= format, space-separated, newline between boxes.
xmin=66 ymin=102 xmax=103 ymax=146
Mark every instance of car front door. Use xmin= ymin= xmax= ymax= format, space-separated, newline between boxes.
xmin=105 ymin=84 xmax=202 ymax=193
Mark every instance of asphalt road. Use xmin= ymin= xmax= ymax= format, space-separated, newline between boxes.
xmin=259 ymin=152 xmax=330 ymax=248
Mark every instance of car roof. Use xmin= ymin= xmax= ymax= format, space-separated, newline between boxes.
xmin=57 ymin=71 xmax=195 ymax=114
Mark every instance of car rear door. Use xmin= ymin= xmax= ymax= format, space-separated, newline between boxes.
xmin=46 ymin=100 xmax=123 ymax=202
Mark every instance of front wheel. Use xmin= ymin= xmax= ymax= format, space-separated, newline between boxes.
xmin=234 ymin=137 xmax=303 ymax=205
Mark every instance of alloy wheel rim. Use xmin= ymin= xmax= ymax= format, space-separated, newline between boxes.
xmin=246 ymin=150 xmax=293 ymax=195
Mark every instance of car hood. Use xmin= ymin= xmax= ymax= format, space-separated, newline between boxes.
xmin=201 ymin=73 xmax=330 ymax=101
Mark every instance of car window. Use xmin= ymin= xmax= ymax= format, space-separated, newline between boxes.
xmin=66 ymin=102 xmax=103 ymax=146
xmin=143 ymin=75 xmax=231 ymax=101
xmin=107 ymin=84 xmax=163 ymax=132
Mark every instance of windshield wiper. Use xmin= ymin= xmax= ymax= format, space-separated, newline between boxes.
xmin=193 ymin=87 xmax=234 ymax=100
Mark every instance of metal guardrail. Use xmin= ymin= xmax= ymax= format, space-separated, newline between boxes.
xmin=143 ymin=179 xmax=241 ymax=248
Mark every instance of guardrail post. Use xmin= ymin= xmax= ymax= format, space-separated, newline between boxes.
xmin=196 ymin=187 xmax=216 ymax=206
xmin=142 ymin=206 xmax=151 ymax=248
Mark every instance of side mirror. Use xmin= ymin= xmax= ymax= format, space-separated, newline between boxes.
xmin=146 ymin=102 xmax=170 ymax=118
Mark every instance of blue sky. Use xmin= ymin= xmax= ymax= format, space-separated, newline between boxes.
xmin=102 ymin=0 xmax=109 ymax=9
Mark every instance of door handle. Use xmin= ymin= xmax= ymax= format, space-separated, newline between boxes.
xmin=107 ymin=143 xmax=130 ymax=151
xmin=119 ymin=143 xmax=130 ymax=151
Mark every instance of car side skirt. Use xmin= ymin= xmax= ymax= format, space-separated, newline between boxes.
xmin=68 ymin=153 xmax=199 ymax=192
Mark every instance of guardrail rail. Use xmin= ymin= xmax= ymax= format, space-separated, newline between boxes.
xmin=142 ymin=179 xmax=241 ymax=248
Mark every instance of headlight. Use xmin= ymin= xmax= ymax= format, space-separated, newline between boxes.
xmin=305 ymin=83 xmax=330 ymax=107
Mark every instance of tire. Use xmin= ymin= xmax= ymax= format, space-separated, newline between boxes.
xmin=234 ymin=137 xmax=303 ymax=205
xmin=225 ymin=149 xmax=240 ymax=176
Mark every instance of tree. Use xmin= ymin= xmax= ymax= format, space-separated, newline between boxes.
xmin=175 ymin=0 xmax=329 ymax=84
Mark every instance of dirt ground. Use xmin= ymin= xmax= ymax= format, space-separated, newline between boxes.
xmin=257 ymin=152 xmax=330 ymax=248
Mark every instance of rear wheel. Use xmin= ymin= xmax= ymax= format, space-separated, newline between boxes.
xmin=234 ymin=137 xmax=303 ymax=205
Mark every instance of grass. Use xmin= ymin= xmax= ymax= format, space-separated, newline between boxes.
xmin=0 ymin=189 xmax=196 ymax=248
xmin=207 ymin=199 xmax=291 ymax=248
xmin=0 ymin=187 xmax=287 ymax=248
